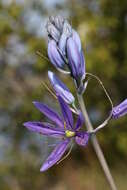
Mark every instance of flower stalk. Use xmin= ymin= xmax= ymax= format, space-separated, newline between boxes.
xmin=77 ymin=94 xmax=117 ymax=190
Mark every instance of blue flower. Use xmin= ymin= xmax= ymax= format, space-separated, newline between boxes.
xmin=23 ymin=96 xmax=90 ymax=172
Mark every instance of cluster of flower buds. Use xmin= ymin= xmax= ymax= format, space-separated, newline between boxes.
xmin=46 ymin=16 xmax=85 ymax=93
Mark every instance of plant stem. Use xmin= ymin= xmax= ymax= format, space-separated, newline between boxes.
xmin=77 ymin=94 xmax=117 ymax=190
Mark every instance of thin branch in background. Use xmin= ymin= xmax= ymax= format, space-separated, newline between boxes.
xmin=86 ymin=72 xmax=114 ymax=133
xmin=86 ymin=72 xmax=113 ymax=109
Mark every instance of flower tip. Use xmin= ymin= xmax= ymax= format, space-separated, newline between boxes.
xmin=23 ymin=122 xmax=31 ymax=129
xmin=23 ymin=121 xmax=33 ymax=127
xmin=32 ymin=101 xmax=38 ymax=106
xmin=48 ymin=70 xmax=52 ymax=75
xmin=40 ymin=168 xmax=44 ymax=172
xmin=111 ymin=99 xmax=127 ymax=119
xmin=40 ymin=164 xmax=48 ymax=172
xmin=48 ymin=70 xmax=53 ymax=79
xmin=23 ymin=122 xmax=28 ymax=127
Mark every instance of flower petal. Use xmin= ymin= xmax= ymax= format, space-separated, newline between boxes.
xmin=58 ymin=96 xmax=73 ymax=130
xmin=23 ymin=121 xmax=65 ymax=137
xmin=48 ymin=71 xmax=75 ymax=104
xmin=58 ymin=21 xmax=72 ymax=55
xmin=72 ymin=29 xmax=81 ymax=52
xmin=75 ymin=112 xmax=84 ymax=131
xmin=67 ymin=37 xmax=79 ymax=78
xmin=67 ymin=37 xmax=85 ymax=80
xmin=80 ymin=50 xmax=85 ymax=79
xmin=112 ymin=99 xmax=127 ymax=119
xmin=75 ymin=132 xmax=90 ymax=147
xmin=48 ymin=40 xmax=65 ymax=69
xmin=58 ymin=33 xmax=67 ymax=55
xmin=46 ymin=22 xmax=60 ymax=42
xmin=49 ymin=16 xmax=64 ymax=36
xmin=33 ymin=101 xmax=64 ymax=128
xmin=40 ymin=139 xmax=70 ymax=172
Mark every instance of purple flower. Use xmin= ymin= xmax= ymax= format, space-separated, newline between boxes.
xmin=112 ymin=99 xmax=127 ymax=119
xmin=48 ymin=71 xmax=75 ymax=104
xmin=23 ymin=96 xmax=90 ymax=172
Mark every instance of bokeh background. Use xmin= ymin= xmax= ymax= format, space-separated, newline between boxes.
xmin=0 ymin=0 xmax=127 ymax=189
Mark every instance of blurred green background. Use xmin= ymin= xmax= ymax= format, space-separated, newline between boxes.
xmin=0 ymin=0 xmax=127 ymax=189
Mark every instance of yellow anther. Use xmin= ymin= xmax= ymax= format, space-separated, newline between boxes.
xmin=65 ymin=130 xmax=75 ymax=138
xmin=64 ymin=122 xmax=66 ymax=130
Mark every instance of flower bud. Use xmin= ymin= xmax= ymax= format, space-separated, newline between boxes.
xmin=72 ymin=30 xmax=81 ymax=52
xmin=67 ymin=37 xmax=85 ymax=81
xmin=48 ymin=71 xmax=75 ymax=104
xmin=112 ymin=99 xmax=127 ymax=119
xmin=48 ymin=40 xmax=65 ymax=69
xmin=58 ymin=21 xmax=72 ymax=55
xmin=49 ymin=15 xmax=64 ymax=32
xmin=46 ymin=22 xmax=60 ymax=42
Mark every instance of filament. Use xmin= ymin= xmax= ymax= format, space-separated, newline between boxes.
xmin=41 ymin=81 xmax=57 ymax=99
xmin=64 ymin=121 xmax=66 ymax=130
xmin=56 ymin=142 xmax=73 ymax=165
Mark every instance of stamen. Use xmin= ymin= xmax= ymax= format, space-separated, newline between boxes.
xmin=41 ymin=81 xmax=57 ymax=99
xmin=64 ymin=121 xmax=66 ymax=130
xmin=57 ymin=142 xmax=73 ymax=165
xmin=65 ymin=130 xmax=75 ymax=138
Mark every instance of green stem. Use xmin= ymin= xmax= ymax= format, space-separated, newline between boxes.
xmin=77 ymin=94 xmax=117 ymax=190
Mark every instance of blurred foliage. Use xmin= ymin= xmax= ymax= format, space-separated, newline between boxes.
xmin=0 ymin=0 xmax=127 ymax=189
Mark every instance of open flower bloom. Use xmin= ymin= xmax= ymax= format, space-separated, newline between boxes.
xmin=112 ymin=99 xmax=127 ymax=119
xmin=23 ymin=96 xmax=90 ymax=172
xmin=48 ymin=71 xmax=75 ymax=104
